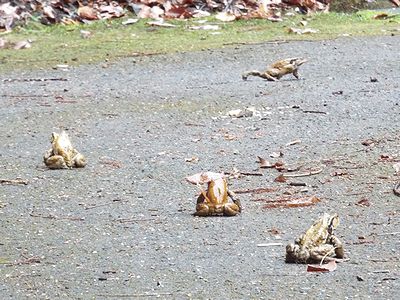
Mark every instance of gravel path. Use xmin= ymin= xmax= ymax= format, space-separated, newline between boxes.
xmin=1 ymin=35 xmax=399 ymax=299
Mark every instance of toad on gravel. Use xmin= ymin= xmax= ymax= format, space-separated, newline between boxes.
xmin=285 ymin=213 xmax=346 ymax=264
xmin=43 ymin=131 xmax=86 ymax=169
xmin=186 ymin=172 xmax=241 ymax=217
xmin=242 ymin=57 xmax=307 ymax=81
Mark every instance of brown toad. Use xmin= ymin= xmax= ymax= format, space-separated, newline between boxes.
xmin=186 ymin=172 xmax=241 ymax=217
xmin=285 ymin=213 xmax=346 ymax=264
xmin=43 ymin=131 xmax=86 ymax=169
xmin=242 ymin=57 xmax=307 ymax=81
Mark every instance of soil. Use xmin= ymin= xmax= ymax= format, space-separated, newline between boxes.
xmin=0 ymin=35 xmax=399 ymax=299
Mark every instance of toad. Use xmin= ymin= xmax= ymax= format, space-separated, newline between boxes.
xmin=242 ymin=57 xmax=307 ymax=81
xmin=186 ymin=172 xmax=241 ymax=217
xmin=285 ymin=213 xmax=346 ymax=263
xmin=43 ymin=131 xmax=86 ymax=169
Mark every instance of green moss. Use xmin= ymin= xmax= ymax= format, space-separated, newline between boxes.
xmin=1 ymin=11 xmax=399 ymax=73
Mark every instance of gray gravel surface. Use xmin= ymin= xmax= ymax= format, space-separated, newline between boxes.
xmin=1 ymin=35 xmax=399 ymax=299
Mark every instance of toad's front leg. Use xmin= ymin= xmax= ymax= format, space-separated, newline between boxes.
xmin=44 ymin=154 xmax=68 ymax=169
xmin=44 ymin=149 xmax=68 ymax=169
xmin=329 ymin=235 xmax=344 ymax=259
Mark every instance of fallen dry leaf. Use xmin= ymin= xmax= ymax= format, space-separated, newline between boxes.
xmin=185 ymin=156 xmax=199 ymax=163
xmin=262 ymin=195 xmax=320 ymax=209
xmin=270 ymin=151 xmax=283 ymax=158
xmin=307 ymin=260 xmax=337 ymax=272
xmin=274 ymin=174 xmax=287 ymax=183
xmin=258 ymin=156 xmax=273 ymax=168
xmin=268 ymin=227 xmax=281 ymax=235
xmin=78 ymin=6 xmax=98 ymax=20
xmin=361 ymin=139 xmax=375 ymax=146
xmin=186 ymin=172 xmax=224 ymax=185
xmin=356 ymin=198 xmax=371 ymax=207
xmin=373 ymin=13 xmax=389 ymax=20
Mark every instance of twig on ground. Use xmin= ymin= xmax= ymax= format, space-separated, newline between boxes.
xmin=29 ymin=212 xmax=84 ymax=221
xmin=97 ymin=292 xmax=174 ymax=298
xmin=84 ymin=199 xmax=127 ymax=210
xmin=282 ymin=168 xmax=323 ymax=178
xmin=0 ymin=178 xmax=28 ymax=185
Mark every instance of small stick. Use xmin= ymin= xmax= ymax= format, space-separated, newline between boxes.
xmin=84 ymin=199 xmax=127 ymax=210
xmin=0 ymin=178 xmax=28 ymax=185
xmin=97 ymin=292 xmax=174 ymax=298
xmin=376 ymin=232 xmax=400 ymax=236
xmin=257 ymin=243 xmax=283 ymax=247
xmin=29 ymin=213 xmax=84 ymax=221
xmin=3 ymin=78 xmax=68 ymax=83
xmin=283 ymin=168 xmax=323 ymax=178
xmin=302 ymin=110 xmax=327 ymax=114
xmin=239 ymin=171 xmax=264 ymax=176
xmin=116 ymin=218 xmax=163 ymax=223
xmin=7 ymin=256 xmax=41 ymax=266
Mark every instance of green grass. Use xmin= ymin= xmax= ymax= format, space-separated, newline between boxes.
xmin=0 ymin=11 xmax=399 ymax=73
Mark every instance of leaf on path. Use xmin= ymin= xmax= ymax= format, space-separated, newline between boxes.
xmin=234 ymin=187 xmax=278 ymax=194
xmin=186 ymin=172 xmax=224 ymax=185
xmin=361 ymin=139 xmax=375 ymax=146
xmin=274 ymin=174 xmax=287 ymax=183
xmin=262 ymin=195 xmax=320 ymax=209
xmin=185 ymin=156 xmax=199 ymax=163
xmin=356 ymin=198 xmax=371 ymax=207
xmin=258 ymin=156 xmax=273 ymax=168
xmin=270 ymin=151 xmax=283 ymax=158
xmin=307 ymin=260 xmax=337 ymax=272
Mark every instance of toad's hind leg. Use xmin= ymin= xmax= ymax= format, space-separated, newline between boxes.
xmin=72 ymin=152 xmax=87 ymax=168
xmin=44 ymin=155 xmax=68 ymax=169
xmin=223 ymin=203 xmax=240 ymax=216
xmin=194 ymin=203 xmax=210 ymax=216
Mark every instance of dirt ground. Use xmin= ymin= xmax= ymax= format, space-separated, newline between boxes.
xmin=0 ymin=35 xmax=399 ymax=299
